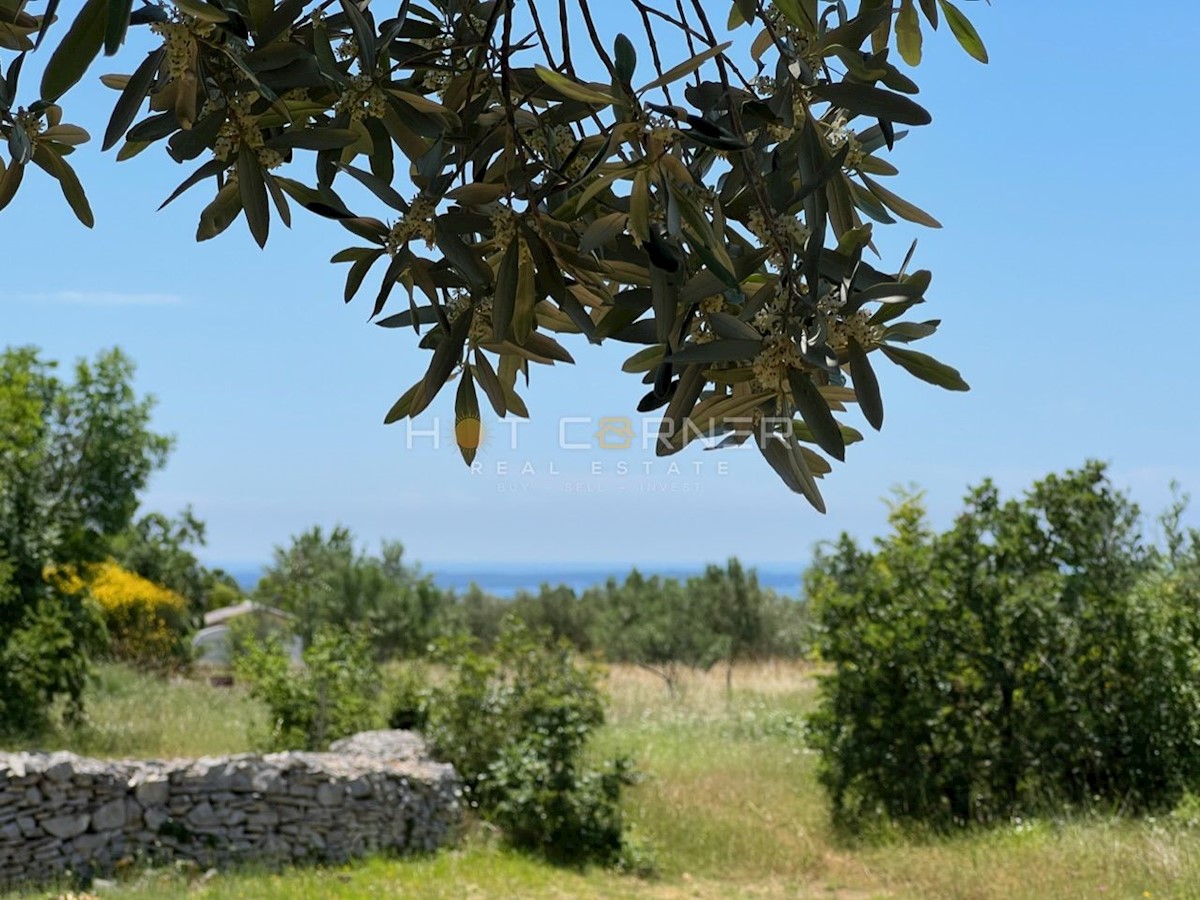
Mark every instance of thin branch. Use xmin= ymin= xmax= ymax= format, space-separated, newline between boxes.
xmin=526 ymin=0 xmax=559 ymax=70
xmin=628 ymin=0 xmax=755 ymax=91
xmin=674 ymin=0 xmax=700 ymax=70
xmin=629 ymin=0 xmax=708 ymax=47
xmin=577 ymin=0 xmax=618 ymax=79
xmin=499 ymin=2 xmax=519 ymax=144
xmin=754 ymin=1 xmax=793 ymax=63
xmin=558 ymin=0 xmax=574 ymax=73
xmin=635 ymin=3 xmax=673 ymax=106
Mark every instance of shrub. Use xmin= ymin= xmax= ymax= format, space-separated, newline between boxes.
xmin=440 ymin=583 xmax=508 ymax=649
xmin=109 ymin=507 xmax=213 ymax=615
xmin=807 ymin=463 xmax=1200 ymax=830
xmin=51 ymin=561 xmax=191 ymax=673
xmin=511 ymin=584 xmax=596 ymax=651
xmin=253 ymin=527 xmax=450 ymax=659
xmin=383 ymin=663 xmax=430 ymax=731
xmin=235 ymin=626 xmax=381 ymax=751
xmin=424 ymin=621 xmax=644 ymax=868
xmin=0 ymin=576 xmax=107 ymax=735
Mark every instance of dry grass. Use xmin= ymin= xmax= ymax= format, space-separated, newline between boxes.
xmin=602 ymin=659 xmax=821 ymax=719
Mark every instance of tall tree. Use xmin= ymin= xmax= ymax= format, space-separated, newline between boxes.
xmin=0 ymin=0 xmax=986 ymax=508
xmin=110 ymin=505 xmax=243 ymax=616
xmin=0 ymin=346 xmax=172 ymax=729
xmin=254 ymin=525 xmax=447 ymax=656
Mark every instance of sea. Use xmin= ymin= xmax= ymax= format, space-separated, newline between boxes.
xmin=223 ymin=563 xmax=804 ymax=599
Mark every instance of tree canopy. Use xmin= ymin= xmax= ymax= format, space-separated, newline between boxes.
xmin=0 ymin=0 xmax=987 ymax=508
xmin=0 ymin=346 xmax=172 ymax=730
xmin=254 ymin=524 xmax=445 ymax=655
xmin=0 ymin=346 xmax=172 ymax=620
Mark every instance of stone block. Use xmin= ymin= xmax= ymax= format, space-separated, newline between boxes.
xmin=43 ymin=813 xmax=90 ymax=839
xmin=186 ymin=802 xmax=218 ymax=828
xmin=134 ymin=778 xmax=170 ymax=807
xmin=91 ymin=797 xmax=127 ymax=831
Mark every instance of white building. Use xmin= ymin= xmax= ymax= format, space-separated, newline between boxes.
xmin=191 ymin=601 xmax=303 ymax=668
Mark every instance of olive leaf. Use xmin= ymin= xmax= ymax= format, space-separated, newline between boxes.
xmin=454 ymin=366 xmax=481 ymax=465
xmin=103 ymin=46 xmax=165 ymax=151
xmin=237 ymin=144 xmax=270 ymax=248
xmin=939 ymin=0 xmax=988 ymax=63
xmin=879 ymin=344 xmax=969 ymax=390
xmin=32 ymin=143 xmax=92 ymax=226
xmin=788 ymin=370 xmax=846 ymax=461
xmin=848 ymin=338 xmax=884 ymax=430
xmin=896 ymin=0 xmax=922 ymax=66
xmin=534 ymin=65 xmax=616 ymax=105
xmin=811 ymin=83 xmax=932 ymax=126
xmin=40 ymin=0 xmax=105 ymax=100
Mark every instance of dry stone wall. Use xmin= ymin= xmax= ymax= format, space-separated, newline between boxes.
xmin=0 ymin=730 xmax=460 ymax=889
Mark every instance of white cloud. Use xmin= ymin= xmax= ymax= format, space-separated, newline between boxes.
xmin=4 ymin=291 xmax=183 ymax=307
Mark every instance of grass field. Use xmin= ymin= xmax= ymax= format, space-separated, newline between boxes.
xmin=7 ymin=662 xmax=1200 ymax=899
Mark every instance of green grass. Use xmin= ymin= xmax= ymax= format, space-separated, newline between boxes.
xmin=7 ymin=662 xmax=1200 ymax=898
xmin=24 ymin=664 xmax=264 ymax=759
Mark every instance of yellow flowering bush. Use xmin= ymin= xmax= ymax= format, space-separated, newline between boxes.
xmin=49 ymin=562 xmax=191 ymax=674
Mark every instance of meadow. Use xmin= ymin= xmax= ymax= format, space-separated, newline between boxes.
xmin=7 ymin=662 xmax=1200 ymax=899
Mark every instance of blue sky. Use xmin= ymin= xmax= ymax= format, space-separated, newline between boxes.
xmin=3 ymin=2 xmax=1198 ymax=569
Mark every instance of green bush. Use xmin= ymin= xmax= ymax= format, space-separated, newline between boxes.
xmin=253 ymin=527 xmax=450 ymax=659
xmin=439 ymin=583 xmax=508 ymax=650
xmin=511 ymin=583 xmax=596 ymax=652
xmin=383 ymin=663 xmax=430 ymax=731
xmin=0 ymin=585 xmax=107 ymax=735
xmin=424 ymin=621 xmax=644 ymax=868
xmin=235 ymin=626 xmax=381 ymax=751
xmin=807 ymin=463 xmax=1200 ymax=830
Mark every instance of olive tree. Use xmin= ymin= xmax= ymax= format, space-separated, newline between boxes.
xmin=0 ymin=0 xmax=986 ymax=509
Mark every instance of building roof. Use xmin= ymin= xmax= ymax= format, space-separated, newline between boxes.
xmin=202 ymin=600 xmax=294 ymax=627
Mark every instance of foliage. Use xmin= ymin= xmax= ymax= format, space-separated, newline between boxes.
xmin=429 ymin=559 xmax=809 ymax=687
xmin=205 ymin=575 xmax=246 ymax=612
xmin=587 ymin=570 xmax=728 ymax=693
xmin=440 ymin=582 xmax=508 ymax=648
xmin=110 ymin=506 xmax=243 ymax=615
xmin=383 ymin=661 xmax=429 ymax=730
xmin=0 ymin=346 xmax=173 ymax=618
xmin=234 ymin=625 xmax=382 ymax=750
xmin=250 ymin=527 xmax=806 ymax=675
xmin=697 ymin=558 xmax=765 ymax=665
xmin=807 ymin=462 xmax=1200 ymax=830
xmin=581 ymin=560 xmax=808 ymax=691
xmin=424 ymin=621 xmax=640 ymax=867
xmin=693 ymin=557 xmax=810 ymax=661
xmin=253 ymin=525 xmax=445 ymax=656
xmin=0 ymin=582 xmax=107 ymax=735
xmin=50 ymin=560 xmax=192 ymax=673
xmin=0 ymin=345 xmax=171 ymax=731
xmin=510 ymin=583 xmax=596 ymax=651
xmin=0 ymin=0 xmax=988 ymax=505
